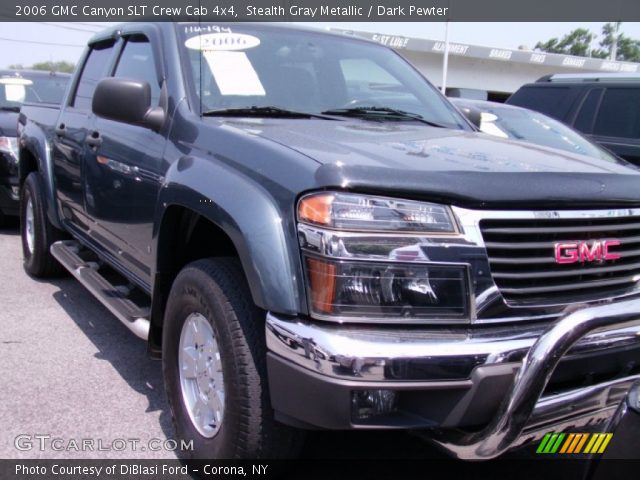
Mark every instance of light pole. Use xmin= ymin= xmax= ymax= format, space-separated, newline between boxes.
xmin=441 ymin=21 xmax=450 ymax=94
xmin=610 ymin=22 xmax=620 ymax=61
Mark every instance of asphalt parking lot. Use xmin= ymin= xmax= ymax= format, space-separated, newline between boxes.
xmin=0 ymin=219 xmax=451 ymax=461
xmin=0 ymin=219 xmax=175 ymax=460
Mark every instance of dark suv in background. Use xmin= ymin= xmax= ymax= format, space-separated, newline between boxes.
xmin=507 ymin=73 xmax=640 ymax=166
xmin=0 ymin=70 xmax=69 ymax=224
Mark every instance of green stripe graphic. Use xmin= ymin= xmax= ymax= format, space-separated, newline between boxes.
xmin=543 ymin=433 xmax=559 ymax=453
xmin=537 ymin=433 xmax=552 ymax=454
xmin=550 ymin=433 xmax=566 ymax=453
xmin=537 ymin=431 xmax=613 ymax=454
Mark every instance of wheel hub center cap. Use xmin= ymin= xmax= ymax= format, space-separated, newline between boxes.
xmin=178 ymin=313 xmax=225 ymax=438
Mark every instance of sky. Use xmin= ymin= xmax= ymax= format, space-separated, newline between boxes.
xmin=2 ymin=22 xmax=640 ymax=68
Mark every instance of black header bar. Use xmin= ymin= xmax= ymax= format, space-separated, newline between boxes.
xmin=3 ymin=458 xmax=640 ymax=480
xmin=1 ymin=0 xmax=640 ymax=22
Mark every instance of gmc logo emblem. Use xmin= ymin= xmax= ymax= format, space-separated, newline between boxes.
xmin=554 ymin=240 xmax=621 ymax=264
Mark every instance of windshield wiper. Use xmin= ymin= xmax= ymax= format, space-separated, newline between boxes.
xmin=202 ymin=106 xmax=335 ymax=120
xmin=0 ymin=106 xmax=20 ymax=112
xmin=321 ymin=106 xmax=448 ymax=128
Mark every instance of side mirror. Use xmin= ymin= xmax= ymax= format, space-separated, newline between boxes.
xmin=457 ymin=106 xmax=483 ymax=129
xmin=92 ymin=77 xmax=164 ymax=131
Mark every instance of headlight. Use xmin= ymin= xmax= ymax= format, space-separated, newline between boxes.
xmin=0 ymin=136 xmax=18 ymax=162
xmin=298 ymin=192 xmax=458 ymax=233
xmin=304 ymin=256 xmax=469 ymax=321
xmin=297 ymin=192 xmax=470 ymax=324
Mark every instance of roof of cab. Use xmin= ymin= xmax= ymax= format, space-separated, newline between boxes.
xmin=537 ymin=72 xmax=640 ymax=83
xmin=86 ymin=21 xmax=380 ymax=47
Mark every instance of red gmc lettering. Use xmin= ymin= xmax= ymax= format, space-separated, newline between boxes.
xmin=555 ymin=242 xmax=578 ymax=264
xmin=554 ymin=240 xmax=621 ymax=264
xmin=603 ymin=239 xmax=622 ymax=260
xmin=579 ymin=242 xmax=602 ymax=262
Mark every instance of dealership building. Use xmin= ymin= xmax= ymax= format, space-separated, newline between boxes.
xmin=334 ymin=28 xmax=640 ymax=101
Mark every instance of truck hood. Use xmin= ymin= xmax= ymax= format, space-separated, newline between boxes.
xmin=0 ymin=111 xmax=18 ymax=137
xmin=217 ymin=118 xmax=640 ymax=208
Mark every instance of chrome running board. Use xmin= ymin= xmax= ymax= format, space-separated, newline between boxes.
xmin=51 ymin=240 xmax=150 ymax=340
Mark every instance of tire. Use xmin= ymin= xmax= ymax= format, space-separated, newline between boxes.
xmin=163 ymin=257 xmax=303 ymax=459
xmin=20 ymin=172 xmax=66 ymax=277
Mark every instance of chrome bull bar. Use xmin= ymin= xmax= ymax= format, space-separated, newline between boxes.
xmin=433 ymin=298 xmax=640 ymax=459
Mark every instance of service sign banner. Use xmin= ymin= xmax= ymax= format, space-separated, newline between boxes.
xmin=1 ymin=0 xmax=640 ymax=21
xmin=335 ymin=28 xmax=640 ymax=73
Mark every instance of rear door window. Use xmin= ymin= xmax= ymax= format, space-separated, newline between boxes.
xmin=593 ymin=88 xmax=640 ymax=139
xmin=573 ymin=88 xmax=603 ymax=133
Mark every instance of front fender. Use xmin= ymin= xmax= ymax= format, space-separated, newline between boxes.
xmin=154 ymin=155 xmax=304 ymax=315
xmin=19 ymin=121 xmax=62 ymax=229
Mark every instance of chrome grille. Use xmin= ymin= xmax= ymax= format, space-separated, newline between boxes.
xmin=479 ymin=215 xmax=640 ymax=305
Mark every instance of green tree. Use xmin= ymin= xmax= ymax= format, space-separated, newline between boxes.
xmin=535 ymin=28 xmax=596 ymax=57
xmin=616 ymin=37 xmax=640 ymax=62
xmin=593 ymin=23 xmax=640 ymax=61
xmin=596 ymin=22 xmax=622 ymax=58
xmin=534 ymin=38 xmax=563 ymax=54
xmin=558 ymin=28 xmax=596 ymax=57
xmin=536 ymin=23 xmax=640 ymax=62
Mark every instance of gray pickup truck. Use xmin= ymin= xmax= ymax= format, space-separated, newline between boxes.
xmin=18 ymin=22 xmax=640 ymax=460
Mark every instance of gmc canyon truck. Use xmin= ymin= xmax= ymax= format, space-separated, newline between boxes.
xmin=18 ymin=23 xmax=640 ymax=460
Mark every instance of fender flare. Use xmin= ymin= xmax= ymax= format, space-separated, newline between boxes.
xmin=19 ymin=122 xmax=63 ymax=230
xmin=153 ymin=155 xmax=303 ymax=316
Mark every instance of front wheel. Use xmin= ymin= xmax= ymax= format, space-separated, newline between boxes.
xmin=162 ymin=257 xmax=303 ymax=459
xmin=20 ymin=172 xmax=66 ymax=277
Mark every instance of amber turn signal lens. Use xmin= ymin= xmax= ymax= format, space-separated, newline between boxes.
xmin=306 ymin=258 xmax=337 ymax=313
xmin=298 ymin=194 xmax=335 ymax=226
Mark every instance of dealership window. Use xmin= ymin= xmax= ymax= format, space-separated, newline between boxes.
xmin=593 ymin=88 xmax=640 ymax=139
xmin=72 ymin=41 xmax=115 ymax=110
xmin=114 ymin=36 xmax=161 ymax=106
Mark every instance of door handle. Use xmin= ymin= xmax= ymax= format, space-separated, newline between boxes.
xmin=55 ymin=123 xmax=66 ymax=136
xmin=86 ymin=131 xmax=102 ymax=148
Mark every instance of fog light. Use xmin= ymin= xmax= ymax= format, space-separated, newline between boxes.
xmin=352 ymin=389 xmax=397 ymax=420
xmin=11 ymin=186 xmax=19 ymax=199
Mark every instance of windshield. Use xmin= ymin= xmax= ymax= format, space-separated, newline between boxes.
xmin=0 ymin=73 xmax=69 ymax=109
xmin=177 ymin=24 xmax=467 ymax=129
xmin=477 ymin=104 xmax=616 ymax=161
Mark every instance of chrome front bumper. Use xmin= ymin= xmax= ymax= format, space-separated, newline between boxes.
xmin=266 ymin=297 xmax=640 ymax=459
